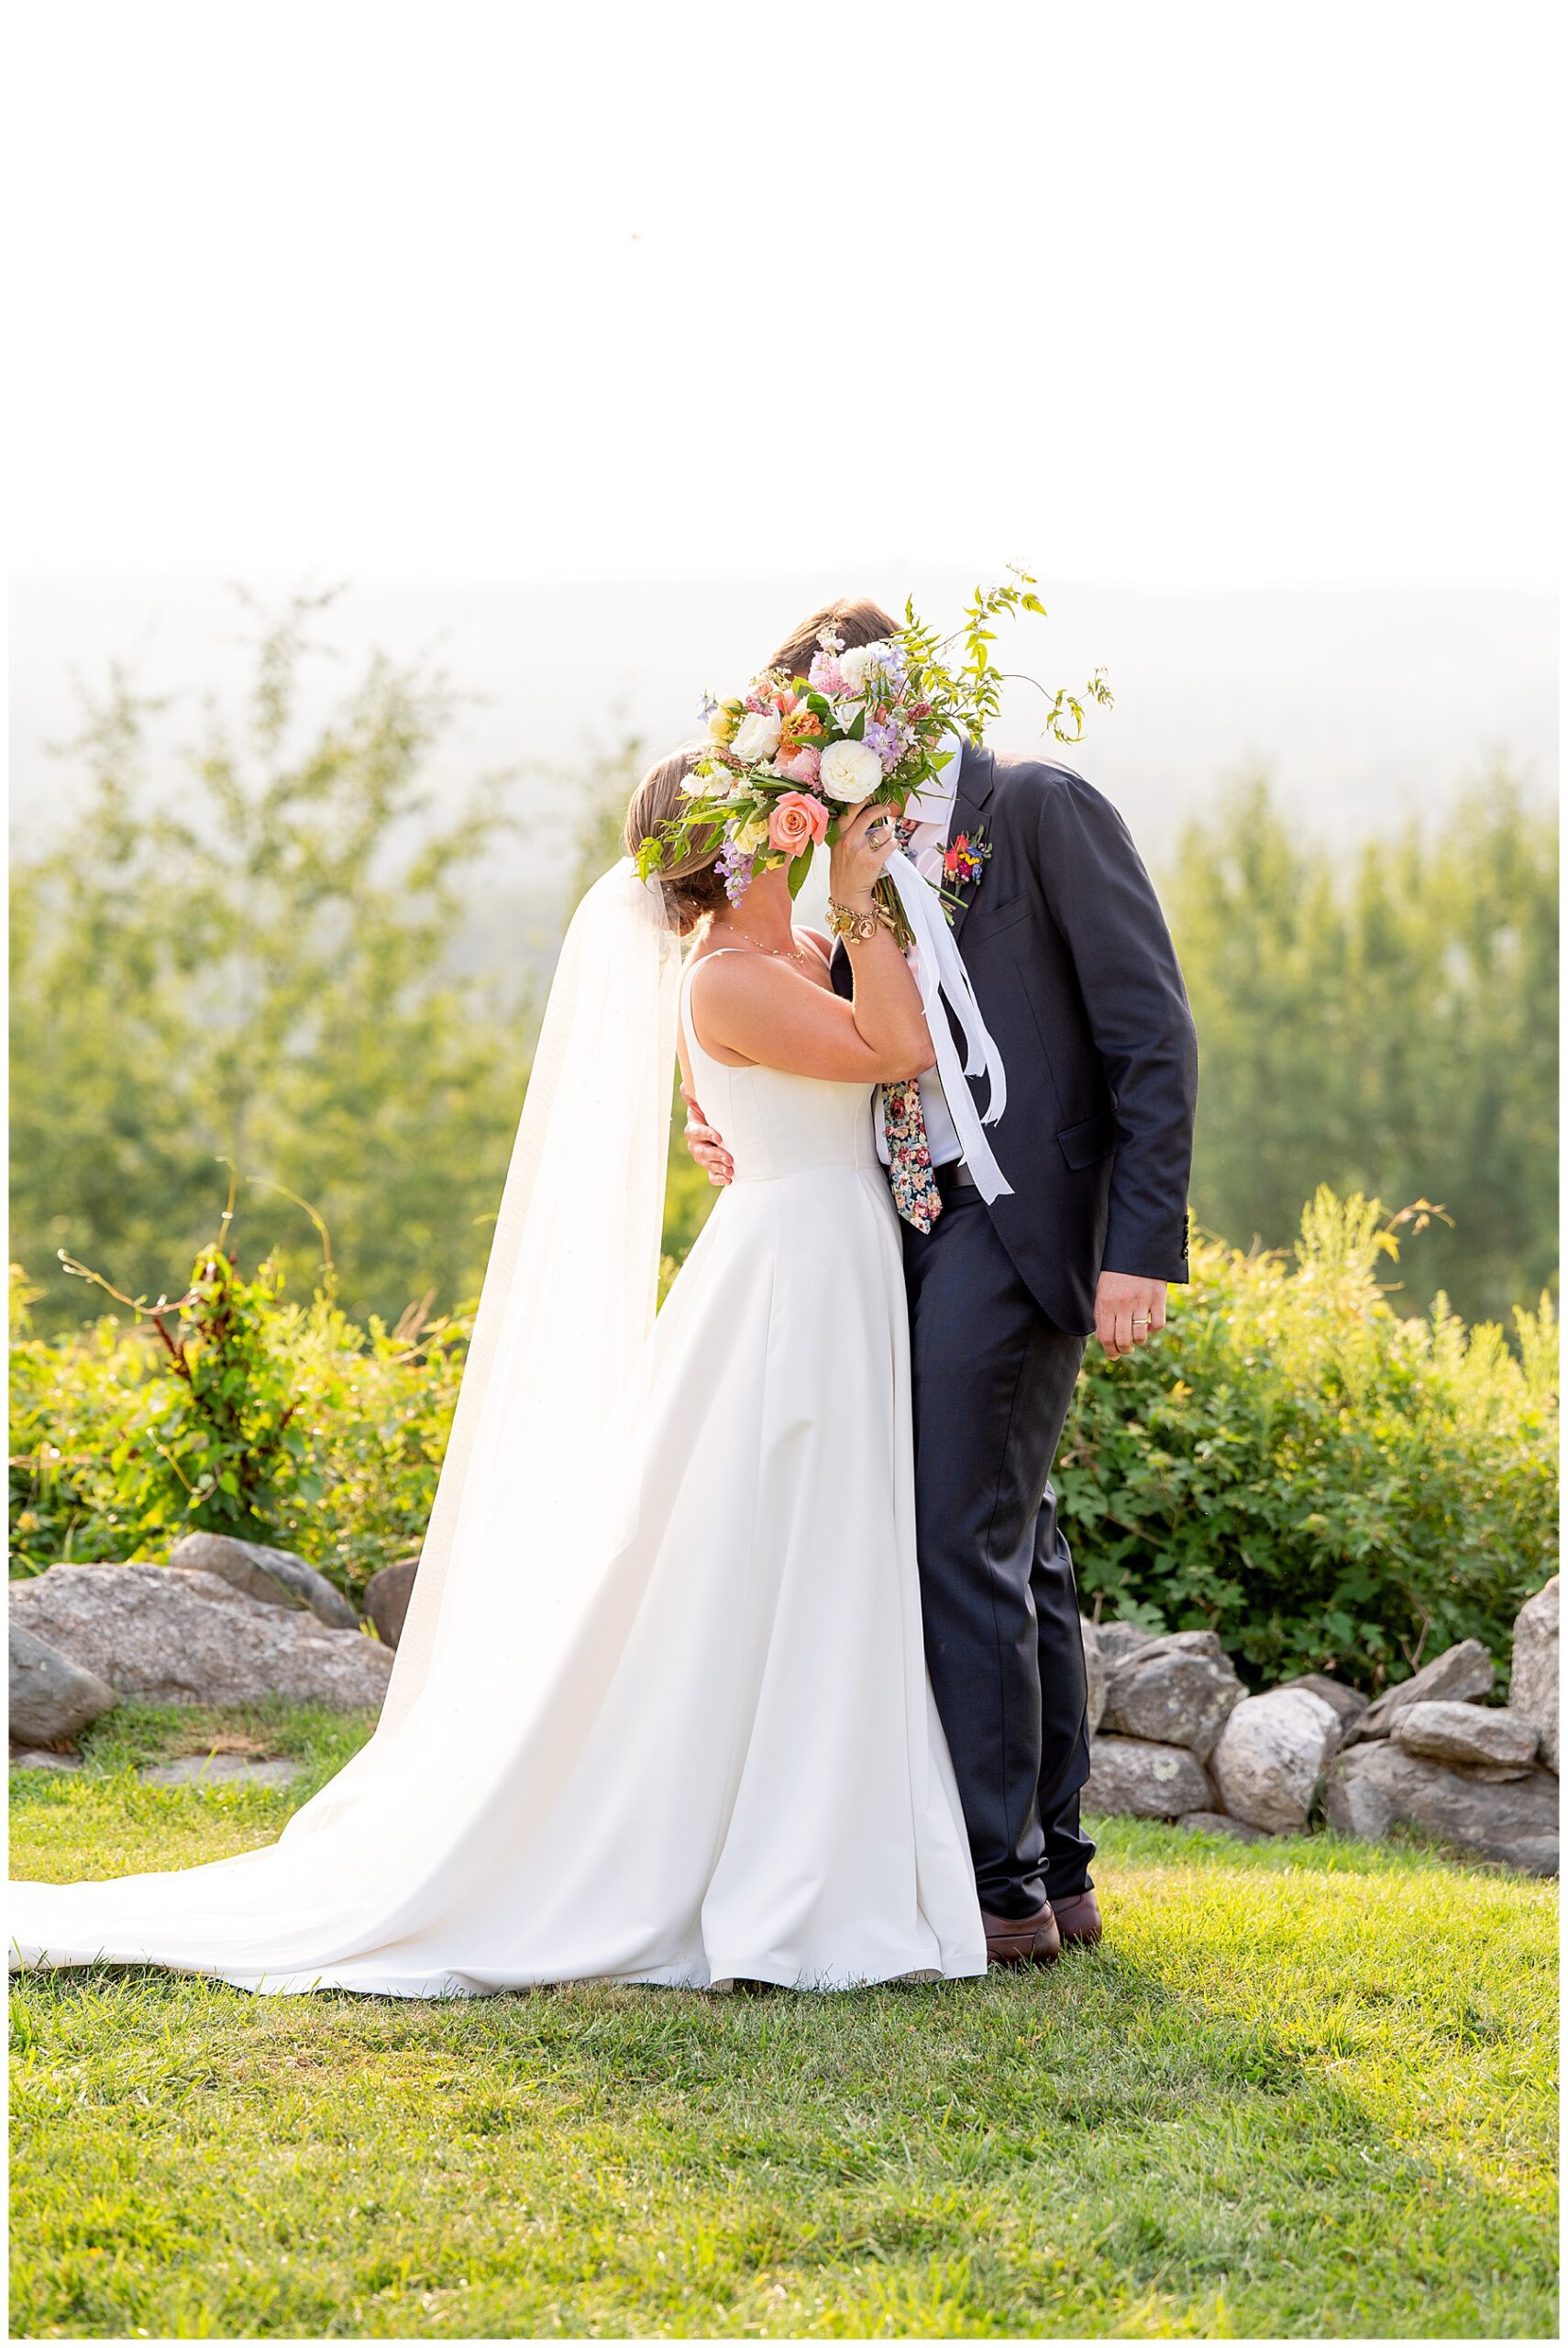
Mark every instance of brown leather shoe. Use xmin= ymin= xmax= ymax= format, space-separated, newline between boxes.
xmin=979 ymin=1898 xmax=1061 ymax=1966
xmin=1051 ymin=1888 xmax=1103 ymax=1949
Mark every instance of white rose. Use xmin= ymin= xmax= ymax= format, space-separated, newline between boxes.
xmin=731 ymin=711 xmax=783 ymax=764
xmin=733 ymin=814 xmax=769 ymax=855
xmin=818 ymin=738 xmax=885 ymax=803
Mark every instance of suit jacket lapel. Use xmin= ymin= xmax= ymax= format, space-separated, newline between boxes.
xmin=944 ymin=741 xmax=994 ymax=950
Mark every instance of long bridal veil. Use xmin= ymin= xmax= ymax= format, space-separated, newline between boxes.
xmin=283 ymin=856 xmax=682 ymax=1828
xmin=381 ymin=858 xmax=681 ymax=1733
xmin=12 ymin=861 xmax=682 ymax=1982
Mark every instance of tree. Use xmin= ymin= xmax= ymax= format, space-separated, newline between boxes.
xmin=1167 ymin=770 xmax=1558 ymax=1323
xmin=10 ymin=593 xmax=528 ymax=1330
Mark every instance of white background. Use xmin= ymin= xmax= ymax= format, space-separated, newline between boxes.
xmin=6 ymin=1 xmax=1561 ymax=874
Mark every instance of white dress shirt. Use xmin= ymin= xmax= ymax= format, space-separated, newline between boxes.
xmin=874 ymin=734 xmax=966 ymax=1169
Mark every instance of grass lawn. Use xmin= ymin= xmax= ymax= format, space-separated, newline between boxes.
xmin=9 ymin=1703 xmax=1559 ymax=2340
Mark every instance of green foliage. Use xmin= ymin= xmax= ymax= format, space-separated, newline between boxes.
xmin=14 ymin=1189 xmax=1556 ymax=1687
xmin=899 ymin=568 xmax=1114 ymax=750
xmin=1059 ymin=1189 xmax=1559 ymax=1689
xmin=9 ymin=1224 xmax=469 ymax=1604
xmin=9 ymin=591 xmax=529 ymax=1335
xmin=11 ymin=1730 xmax=1557 ymax=2339
xmin=17 ymin=605 xmax=1553 ymax=1346
xmin=1170 ymin=770 xmax=1558 ymax=1324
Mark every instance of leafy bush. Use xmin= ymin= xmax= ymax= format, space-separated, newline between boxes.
xmin=1058 ymin=1190 xmax=1558 ymax=1690
xmin=9 ymin=1247 xmax=468 ymax=1608
xmin=11 ymin=1190 xmax=1558 ymax=1686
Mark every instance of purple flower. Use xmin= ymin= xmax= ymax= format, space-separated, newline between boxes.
xmin=716 ymin=836 xmax=755 ymax=905
xmin=864 ymin=715 xmax=910 ymax=771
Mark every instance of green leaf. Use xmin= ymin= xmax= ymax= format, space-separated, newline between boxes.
xmin=788 ymin=845 xmax=813 ymax=899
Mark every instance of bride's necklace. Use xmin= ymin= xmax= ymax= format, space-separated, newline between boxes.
xmin=719 ymin=923 xmax=817 ymax=970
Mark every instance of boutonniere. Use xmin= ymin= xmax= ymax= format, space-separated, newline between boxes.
xmin=939 ymin=827 xmax=991 ymax=920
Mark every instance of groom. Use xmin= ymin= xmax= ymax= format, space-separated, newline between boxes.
xmin=684 ymin=597 xmax=1198 ymax=1964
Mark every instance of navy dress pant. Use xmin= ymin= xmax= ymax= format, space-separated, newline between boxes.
xmin=902 ymin=1189 xmax=1096 ymax=1915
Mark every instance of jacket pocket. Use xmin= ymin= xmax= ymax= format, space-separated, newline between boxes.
xmin=975 ymin=892 xmax=1029 ymax=937
xmin=1057 ymin=1109 xmax=1117 ymax=1169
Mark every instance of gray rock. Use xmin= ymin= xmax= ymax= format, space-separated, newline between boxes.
xmin=1142 ymin=1629 xmax=1228 ymax=1662
xmin=1325 ymin=1741 xmax=1559 ymax=1875
xmin=1392 ymin=1700 xmax=1538 ymax=1779
xmin=1083 ymin=1733 xmax=1213 ymax=1820
xmin=138 ymin=1754 xmax=303 ymax=1789
xmin=1323 ymin=1742 xmax=1401 ymax=1842
xmin=8 ymin=1623 xmax=118 ymax=1747
xmin=10 ymin=1747 xmax=83 ymax=1772
xmin=1352 ymin=1640 xmax=1495 ymax=1742
xmin=1094 ymin=1620 xmax=1158 ymax=1673
xmin=10 ymin=1565 xmax=393 ymax=1711
xmin=1277 ymin=1672 xmax=1369 ymax=1742
xmin=168 ymin=1533 xmax=359 ymax=1630
xmin=1508 ymin=1576 xmax=1558 ymax=1774
xmin=1100 ymin=1639 xmax=1245 ymax=1761
xmin=1177 ymin=1810 xmax=1269 ymax=1843
xmin=1210 ymin=1688 xmax=1340 ymax=1832
xmin=1079 ymin=1618 xmax=1108 ymax=1736
xmin=364 ymin=1557 xmax=420 ymax=1650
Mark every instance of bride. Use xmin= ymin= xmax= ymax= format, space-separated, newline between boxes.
xmin=9 ymin=749 xmax=988 ymax=1994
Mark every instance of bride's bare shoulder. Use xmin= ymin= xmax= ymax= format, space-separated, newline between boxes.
xmin=688 ymin=946 xmax=813 ymax=995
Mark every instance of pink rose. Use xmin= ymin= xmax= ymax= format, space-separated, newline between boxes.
xmin=777 ymin=744 xmax=822 ymax=786
xmin=767 ymin=791 xmax=831 ymax=856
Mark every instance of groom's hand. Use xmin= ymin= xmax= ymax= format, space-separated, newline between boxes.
xmin=1095 ymin=1271 xmax=1166 ymax=1360
xmin=681 ymin=1084 xmax=734 ymax=1186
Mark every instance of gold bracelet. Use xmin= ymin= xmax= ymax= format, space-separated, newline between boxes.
xmin=826 ymin=898 xmax=884 ymax=943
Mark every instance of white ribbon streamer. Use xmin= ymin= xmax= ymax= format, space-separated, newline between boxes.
xmin=883 ymin=848 xmax=1013 ymax=1204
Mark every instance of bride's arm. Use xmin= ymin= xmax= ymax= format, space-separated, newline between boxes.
xmin=694 ymin=807 xmax=935 ymax=1084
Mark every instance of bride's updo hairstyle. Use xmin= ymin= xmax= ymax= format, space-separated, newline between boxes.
xmin=624 ymin=747 xmax=728 ymax=935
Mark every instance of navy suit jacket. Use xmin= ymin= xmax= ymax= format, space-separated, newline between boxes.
xmin=835 ymin=743 xmax=1198 ymax=1335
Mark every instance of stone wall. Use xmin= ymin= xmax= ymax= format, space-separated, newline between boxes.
xmin=8 ymin=1536 xmax=1560 ymax=1877
xmin=1082 ymin=1576 xmax=1558 ymax=1876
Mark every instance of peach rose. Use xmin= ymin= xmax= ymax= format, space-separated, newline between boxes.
xmin=767 ymin=791 xmax=831 ymax=856
xmin=777 ymin=744 xmax=822 ymax=786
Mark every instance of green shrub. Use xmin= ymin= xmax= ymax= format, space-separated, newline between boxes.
xmin=1058 ymin=1190 xmax=1559 ymax=1690
xmin=11 ymin=1190 xmax=1558 ymax=1685
xmin=8 ymin=1251 xmax=469 ymax=1608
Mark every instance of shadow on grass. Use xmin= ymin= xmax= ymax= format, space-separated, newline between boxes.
xmin=10 ymin=1729 xmax=1558 ymax=2337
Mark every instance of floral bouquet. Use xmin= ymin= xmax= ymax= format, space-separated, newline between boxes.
xmin=635 ymin=570 xmax=1111 ymax=940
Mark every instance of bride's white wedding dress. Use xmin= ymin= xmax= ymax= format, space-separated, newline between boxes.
xmin=10 ymin=903 xmax=985 ymax=1994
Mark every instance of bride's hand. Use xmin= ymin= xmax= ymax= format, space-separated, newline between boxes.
xmin=830 ymin=803 xmax=899 ymax=907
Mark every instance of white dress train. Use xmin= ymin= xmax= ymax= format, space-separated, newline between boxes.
xmin=8 ymin=945 xmax=986 ymax=1994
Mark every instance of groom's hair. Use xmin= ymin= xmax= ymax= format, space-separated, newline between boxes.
xmin=766 ymin=596 xmax=900 ymax=681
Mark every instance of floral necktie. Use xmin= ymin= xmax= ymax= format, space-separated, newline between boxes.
xmin=882 ymin=814 xmax=943 ymax=1233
